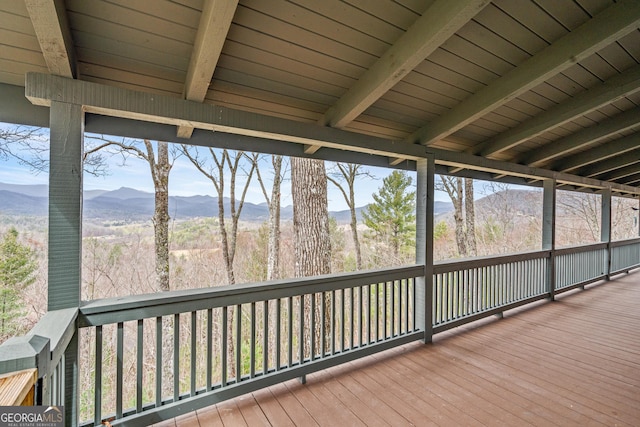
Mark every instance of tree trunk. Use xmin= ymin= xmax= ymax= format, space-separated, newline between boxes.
xmin=327 ymin=163 xmax=364 ymax=270
xmin=181 ymin=148 xmax=257 ymax=378
xmin=438 ymin=175 xmax=467 ymax=257
xmin=292 ymin=158 xmax=331 ymax=277
xmin=350 ymin=201 xmax=362 ymax=269
xmin=147 ymin=141 xmax=171 ymax=292
xmin=254 ymin=154 xmax=284 ymax=366
xmin=266 ymin=156 xmax=282 ymax=367
xmin=267 ymin=156 xmax=283 ymax=281
xmin=218 ymin=196 xmax=235 ymax=286
xmin=291 ymin=157 xmax=331 ymax=357
xmin=453 ymin=177 xmax=467 ymax=257
xmin=464 ymin=178 xmax=477 ymax=256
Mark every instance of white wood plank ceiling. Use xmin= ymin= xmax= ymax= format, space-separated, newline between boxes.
xmin=1 ymin=0 xmax=640 ymax=192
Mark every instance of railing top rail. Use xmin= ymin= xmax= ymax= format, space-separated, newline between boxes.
xmin=554 ymin=241 xmax=608 ymax=256
xmin=610 ymin=237 xmax=640 ymax=248
xmin=79 ymin=265 xmax=425 ymax=327
xmin=433 ymin=250 xmax=551 ymax=274
xmin=0 ymin=308 xmax=77 ymax=376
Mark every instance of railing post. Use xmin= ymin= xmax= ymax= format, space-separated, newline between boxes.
xmin=416 ymin=154 xmax=434 ymax=342
xmin=63 ymin=332 xmax=78 ymax=426
xmin=601 ymin=188 xmax=612 ymax=280
xmin=542 ymin=179 xmax=556 ymax=300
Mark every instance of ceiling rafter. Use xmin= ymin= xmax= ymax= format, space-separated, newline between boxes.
xmin=621 ymin=173 xmax=640 ymax=186
xmin=515 ymin=106 xmax=640 ymax=167
xmin=427 ymin=145 xmax=637 ymax=194
xmin=594 ymin=162 xmax=640 ymax=181
xmin=553 ymin=133 xmax=640 ymax=172
xmin=25 ymin=0 xmax=76 ymax=78
xmin=578 ymin=151 xmax=640 ymax=177
xmin=476 ymin=64 xmax=640 ymax=158
xmin=321 ymin=0 xmax=489 ymax=129
xmin=406 ymin=0 xmax=640 ymax=146
xmin=177 ymin=0 xmax=239 ymax=139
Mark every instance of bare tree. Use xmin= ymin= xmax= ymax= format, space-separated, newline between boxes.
xmin=6 ymin=129 xmax=176 ymax=292
xmin=1 ymin=125 xmax=119 ymax=177
xmin=254 ymin=155 xmax=285 ymax=281
xmin=291 ymin=157 xmax=331 ymax=356
xmin=612 ymin=196 xmax=639 ymax=240
xmin=0 ymin=126 xmax=47 ymax=167
xmin=291 ymin=157 xmax=331 ymax=277
xmin=181 ymin=148 xmax=256 ymax=285
xmin=437 ymin=175 xmax=477 ymax=257
xmin=438 ymin=176 xmax=466 ymax=256
xmin=556 ymin=191 xmax=601 ymax=245
xmin=182 ymin=147 xmax=256 ymax=376
xmin=327 ymin=163 xmax=372 ymax=270
xmin=464 ymin=178 xmax=477 ymax=256
xmin=87 ymin=137 xmax=175 ymax=292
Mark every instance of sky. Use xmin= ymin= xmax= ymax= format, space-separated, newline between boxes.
xmin=1 ymin=124 xmax=458 ymax=211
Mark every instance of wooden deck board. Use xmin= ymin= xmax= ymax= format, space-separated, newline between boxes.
xmin=329 ymin=358 xmax=445 ymax=426
xmin=470 ymin=325 xmax=639 ymax=405
xmin=339 ymin=356 xmax=465 ymax=426
xmin=171 ymin=274 xmax=640 ymax=426
xmin=369 ymin=348 xmax=526 ymax=427
xmin=216 ymin=398 xmax=248 ymax=426
xmin=321 ymin=365 xmax=418 ymax=426
xmin=397 ymin=346 xmax=576 ymax=425
xmin=251 ymin=387 xmax=296 ymax=427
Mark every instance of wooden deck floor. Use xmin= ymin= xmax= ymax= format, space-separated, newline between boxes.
xmin=156 ymin=273 xmax=640 ymax=426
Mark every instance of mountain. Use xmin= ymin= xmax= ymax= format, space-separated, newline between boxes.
xmin=0 ymin=182 xmax=48 ymax=198
xmin=82 ymin=188 xmax=274 ymax=221
xmin=2 ymin=184 xmax=449 ymax=223
xmin=434 ymin=201 xmax=454 ymax=215
xmin=475 ymin=189 xmax=542 ymax=217
xmin=0 ymin=190 xmax=48 ymax=216
xmin=84 ymin=189 xmax=109 ymax=200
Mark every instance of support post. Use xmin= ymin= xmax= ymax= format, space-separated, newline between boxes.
xmin=48 ymin=101 xmax=82 ymax=427
xmin=48 ymin=101 xmax=84 ymax=310
xmin=542 ymin=179 xmax=556 ymax=300
xmin=416 ymin=154 xmax=434 ymax=342
xmin=601 ymin=188 xmax=612 ymax=279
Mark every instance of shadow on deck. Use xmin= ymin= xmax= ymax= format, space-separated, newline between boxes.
xmin=157 ymin=272 xmax=640 ymax=426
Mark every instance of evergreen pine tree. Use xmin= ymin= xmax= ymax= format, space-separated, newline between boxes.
xmin=363 ymin=171 xmax=416 ymax=261
xmin=0 ymin=228 xmax=37 ymax=339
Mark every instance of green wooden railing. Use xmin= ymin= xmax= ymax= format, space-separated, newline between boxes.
xmin=432 ymin=250 xmax=550 ymax=333
xmin=78 ymin=265 xmax=423 ymax=426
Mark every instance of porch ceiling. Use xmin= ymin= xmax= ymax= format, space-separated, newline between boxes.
xmin=1 ymin=0 xmax=640 ymax=194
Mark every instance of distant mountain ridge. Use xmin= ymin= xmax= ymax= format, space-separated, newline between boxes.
xmin=0 ymin=183 xmax=455 ymax=222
